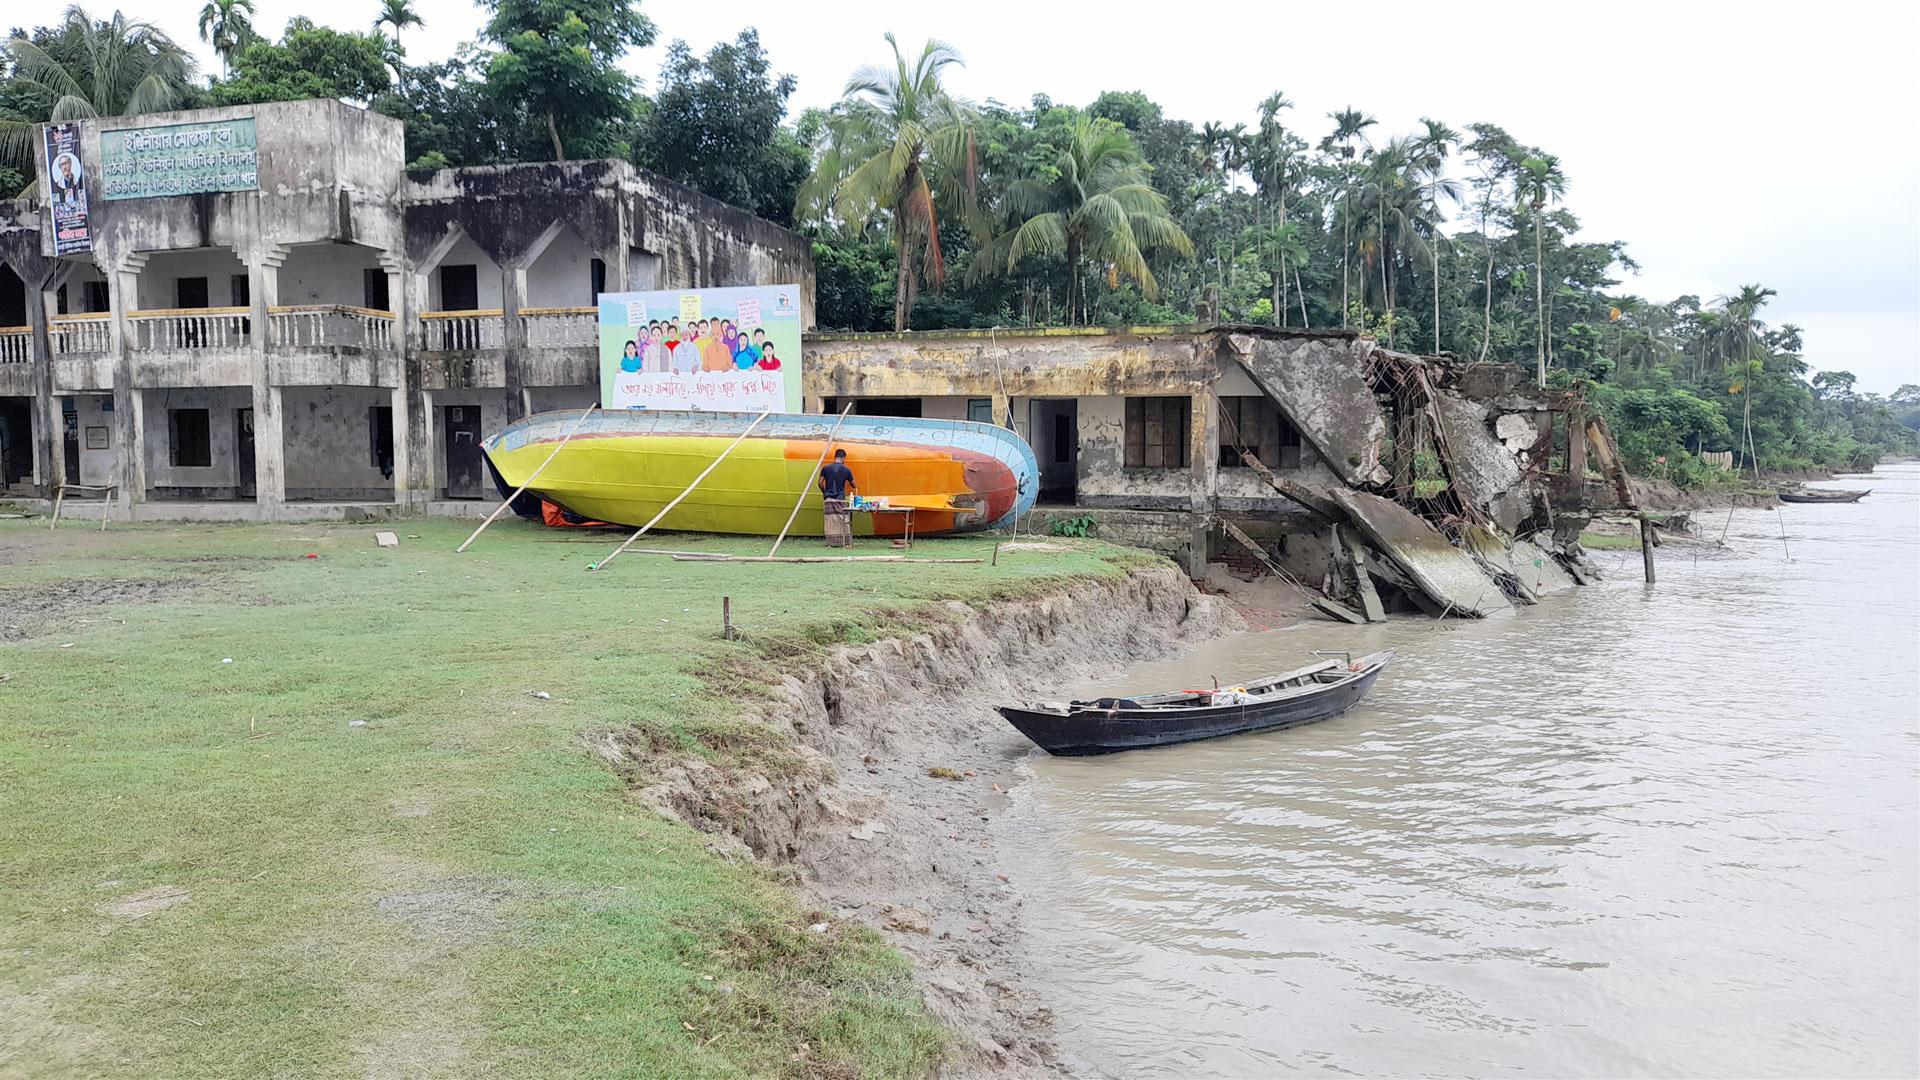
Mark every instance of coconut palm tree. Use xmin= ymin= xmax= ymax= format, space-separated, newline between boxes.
xmin=0 ymin=7 xmax=196 ymax=176
xmin=374 ymin=0 xmax=425 ymax=52
xmin=1514 ymin=153 xmax=1566 ymax=385
xmin=1319 ymin=108 xmax=1375 ymax=327
xmin=1260 ymin=221 xmax=1310 ymax=328
xmin=1409 ymin=118 xmax=1462 ymax=353
xmin=799 ymin=34 xmax=979 ymax=331
xmin=197 ymin=0 xmax=255 ymax=75
xmin=970 ymin=113 xmax=1193 ymax=325
xmin=1718 ymin=283 xmax=1776 ymax=479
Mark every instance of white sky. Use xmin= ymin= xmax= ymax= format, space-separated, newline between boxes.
xmin=140 ymin=0 xmax=1920 ymax=391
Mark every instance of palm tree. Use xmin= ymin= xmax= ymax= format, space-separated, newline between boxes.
xmin=1253 ymin=92 xmax=1296 ymax=325
xmin=799 ymin=34 xmax=980 ymax=331
xmin=1260 ymin=221 xmax=1309 ymax=328
xmin=374 ymin=0 xmax=424 ymax=52
xmin=0 ymin=7 xmax=196 ymax=174
xmin=1320 ymin=108 xmax=1376 ymax=328
xmin=1514 ymin=154 xmax=1566 ymax=385
xmin=1719 ymin=283 xmax=1776 ymax=479
xmin=970 ymin=113 xmax=1193 ymax=325
xmin=1409 ymin=118 xmax=1462 ymax=353
xmin=197 ymin=0 xmax=255 ymax=75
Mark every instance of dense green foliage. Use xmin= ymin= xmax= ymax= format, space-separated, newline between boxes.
xmin=1 ymin=5 xmax=1912 ymax=479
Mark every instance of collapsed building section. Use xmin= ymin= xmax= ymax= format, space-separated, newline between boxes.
xmin=805 ymin=324 xmax=1630 ymax=619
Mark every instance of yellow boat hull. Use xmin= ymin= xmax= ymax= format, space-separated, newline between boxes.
xmin=482 ymin=410 xmax=1037 ymax=537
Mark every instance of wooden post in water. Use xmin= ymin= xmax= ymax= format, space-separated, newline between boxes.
xmin=1639 ymin=513 xmax=1656 ymax=583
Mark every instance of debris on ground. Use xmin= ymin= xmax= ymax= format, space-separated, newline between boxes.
xmin=374 ymin=531 xmax=399 ymax=548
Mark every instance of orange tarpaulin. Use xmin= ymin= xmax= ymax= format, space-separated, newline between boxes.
xmin=541 ymin=499 xmax=610 ymax=529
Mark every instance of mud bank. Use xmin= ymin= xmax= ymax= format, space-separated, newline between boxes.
xmin=602 ymin=565 xmax=1240 ymax=1075
xmin=1631 ymin=477 xmax=1779 ymax=511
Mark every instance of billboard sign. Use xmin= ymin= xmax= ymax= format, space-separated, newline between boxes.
xmin=43 ymin=122 xmax=92 ymax=255
xmin=100 ymin=117 xmax=259 ymax=200
xmin=598 ymin=285 xmax=802 ymax=412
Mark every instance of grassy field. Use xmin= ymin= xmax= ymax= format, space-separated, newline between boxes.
xmin=0 ymin=516 xmax=1146 ymax=1078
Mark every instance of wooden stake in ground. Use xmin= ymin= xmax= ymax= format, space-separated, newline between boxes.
xmin=1640 ymin=513 xmax=1657 ymax=584
xmin=769 ymin=403 xmax=853 ymax=556
xmin=592 ymin=407 xmax=774 ymax=571
xmin=456 ymin=404 xmax=599 ymax=553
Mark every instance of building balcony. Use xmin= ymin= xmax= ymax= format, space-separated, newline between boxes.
xmin=418 ymin=307 xmax=597 ymax=390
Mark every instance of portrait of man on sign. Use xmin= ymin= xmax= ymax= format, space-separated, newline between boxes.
xmin=51 ymin=152 xmax=86 ymax=207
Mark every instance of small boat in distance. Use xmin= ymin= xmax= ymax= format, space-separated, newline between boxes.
xmin=998 ymin=651 xmax=1394 ymax=756
xmin=483 ymin=409 xmax=1036 ymax=538
xmin=1778 ymin=489 xmax=1870 ymax=504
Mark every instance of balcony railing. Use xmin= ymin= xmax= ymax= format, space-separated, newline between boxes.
xmin=268 ymin=305 xmax=396 ymax=350
xmin=522 ymin=306 xmax=597 ymax=348
xmin=131 ymin=307 xmax=252 ymax=351
xmin=420 ymin=309 xmax=506 ymax=351
xmin=53 ymin=314 xmax=112 ymax=355
xmin=0 ymin=327 xmax=27 ymax=363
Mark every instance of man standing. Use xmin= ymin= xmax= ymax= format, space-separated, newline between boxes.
xmin=818 ymin=447 xmax=856 ymax=548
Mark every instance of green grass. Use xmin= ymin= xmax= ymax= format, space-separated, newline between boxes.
xmin=1577 ymin=530 xmax=1642 ymax=550
xmin=0 ymin=518 xmax=1148 ymax=1078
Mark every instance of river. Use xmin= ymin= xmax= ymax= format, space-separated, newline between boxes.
xmin=1002 ymin=461 xmax=1920 ymax=1078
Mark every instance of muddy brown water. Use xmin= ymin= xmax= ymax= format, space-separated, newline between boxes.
xmin=999 ymin=461 xmax=1920 ymax=1077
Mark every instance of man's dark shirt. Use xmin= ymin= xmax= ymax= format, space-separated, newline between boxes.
xmin=820 ymin=462 xmax=855 ymax=500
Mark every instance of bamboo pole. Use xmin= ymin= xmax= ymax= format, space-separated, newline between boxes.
xmin=456 ymin=404 xmax=598 ymax=552
xmin=768 ymin=403 xmax=854 ymax=556
xmin=591 ymin=407 xmax=774 ymax=571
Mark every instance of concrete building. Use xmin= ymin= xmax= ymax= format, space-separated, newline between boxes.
xmin=802 ymin=325 xmax=1620 ymax=567
xmin=0 ymin=98 xmax=813 ymax=518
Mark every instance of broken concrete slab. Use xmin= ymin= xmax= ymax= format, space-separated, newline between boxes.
xmin=1431 ymin=392 xmax=1525 ymax=516
xmin=1463 ymin=526 xmax=1536 ymax=605
xmin=1226 ymin=333 xmax=1391 ymax=487
xmin=374 ymin=531 xmax=399 ymax=548
xmin=1494 ymin=413 xmax=1534 ymax=442
xmin=1511 ymin=538 xmax=1577 ymax=595
xmin=1333 ymin=526 xmax=1387 ymax=622
xmin=1329 ymin=490 xmax=1512 ymax=618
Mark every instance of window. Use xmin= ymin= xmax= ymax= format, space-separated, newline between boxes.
xmin=967 ymin=398 xmax=994 ymax=424
xmin=590 ymin=258 xmax=607 ymax=302
xmin=169 ymin=409 xmax=211 ymax=467
xmin=230 ymin=273 xmax=250 ymax=308
xmin=369 ymin=405 xmax=394 ymax=477
xmin=363 ymin=268 xmax=390 ymax=312
xmin=1218 ymin=396 xmax=1304 ymax=470
xmin=176 ymin=277 xmax=209 ymax=309
xmin=84 ymin=280 xmax=109 ymax=313
xmin=1124 ymin=396 xmax=1190 ymax=468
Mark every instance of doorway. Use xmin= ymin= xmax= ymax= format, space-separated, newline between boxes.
xmin=235 ymin=407 xmax=256 ymax=498
xmin=439 ymin=265 xmax=479 ymax=350
xmin=1027 ymin=399 xmax=1078 ymax=504
xmin=0 ymin=398 xmax=31 ymax=487
xmin=61 ymin=403 xmax=79 ymax=485
xmin=444 ymin=405 xmax=484 ymax=499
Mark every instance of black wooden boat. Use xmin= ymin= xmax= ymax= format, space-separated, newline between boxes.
xmin=1778 ymin=488 xmax=1870 ymax=504
xmin=997 ymin=650 xmax=1394 ymax=756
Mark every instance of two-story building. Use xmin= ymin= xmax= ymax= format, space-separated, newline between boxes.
xmin=0 ymin=98 xmax=813 ymax=518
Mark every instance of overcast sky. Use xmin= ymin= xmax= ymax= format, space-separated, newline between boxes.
xmin=145 ymin=0 xmax=1919 ymax=391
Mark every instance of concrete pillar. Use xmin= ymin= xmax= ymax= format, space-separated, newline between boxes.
xmin=1187 ymin=518 xmax=1212 ymax=580
xmin=502 ymin=266 xmax=527 ymax=421
xmin=991 ymin=390 xmax=1014 ymax=431
xmin=419 ymin=388 xmax=437 ymax=500
xmin=27 ymin=269 xmax=64 ymax=494
xmin=106 ymin=254 xmax=145 ymax=514
xmin=128 ymin=387 xmax=149 ymax=498
xmin=248 ymin=251 xmax=287 ymax=516
xmin=1567 ymin=411 xmax=1588 ymax=478
xmin=388 ymin=385 xmax=412 ymax=506
xmin=1190 ymin=389 xmax=1218 ymax=515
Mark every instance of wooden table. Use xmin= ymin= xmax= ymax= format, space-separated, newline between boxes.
xmin=854 ymin=505 xmax=916 ymax=547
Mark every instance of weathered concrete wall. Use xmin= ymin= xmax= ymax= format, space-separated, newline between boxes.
xmin=426 ymin=389 xmax=518 ymax=498
xmin=135 ymin=248 xmax=249 ymax=309
xmin=283 ymin=385 xmax=392 ymax=500
xmin=278 ymin=242 xmax=388 ymax=307
xmin=66 ymin=394 xmax=116 ymax=486
xmin=140 ymin=385 xmax=249 ymax=496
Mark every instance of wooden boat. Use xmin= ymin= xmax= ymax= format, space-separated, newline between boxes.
xmin=483 ymin=409 xmax=1036 ymax=537
xmin=998 ymin=650 xmax=1394 ymax=756
xmin=1778 ymin=488 xmax=1870 ymax=504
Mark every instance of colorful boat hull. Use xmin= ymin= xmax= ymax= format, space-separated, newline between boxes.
xmin=482 ymin=409 xmax=1037 ymax=537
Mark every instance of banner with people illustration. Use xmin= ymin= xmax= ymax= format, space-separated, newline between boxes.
xmin=597 ymin=285 xmax=803 ymax=412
